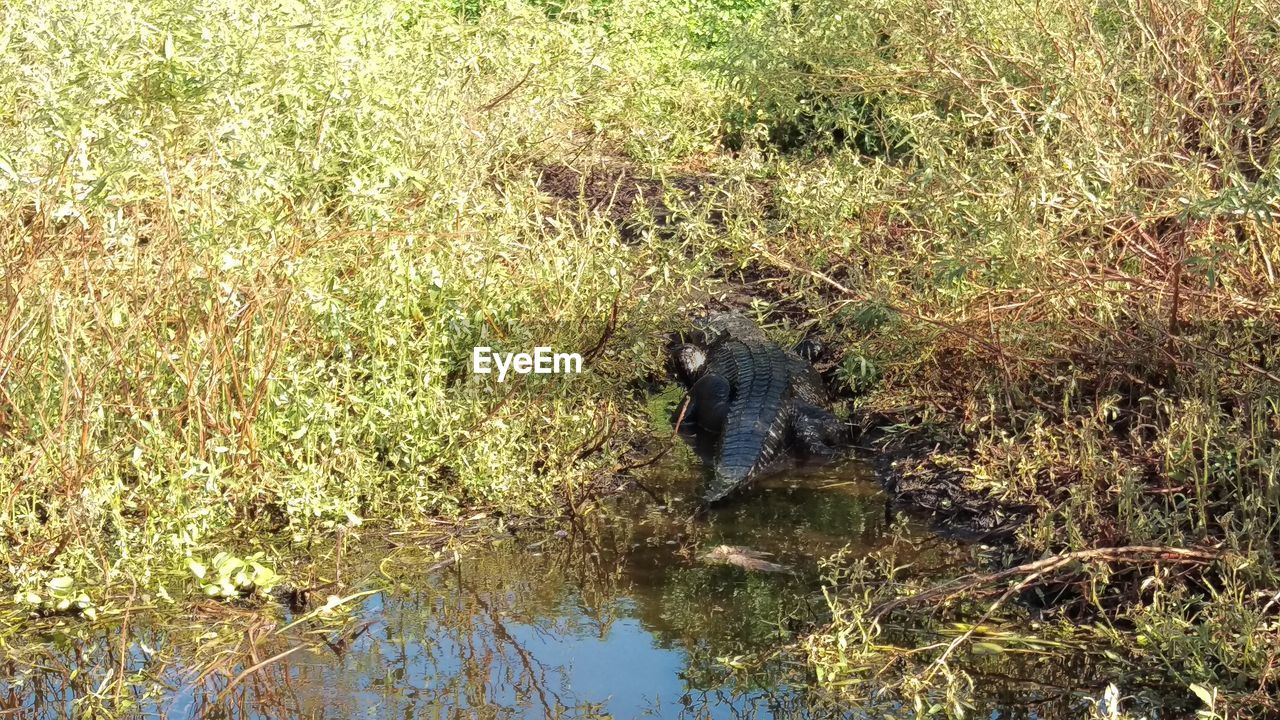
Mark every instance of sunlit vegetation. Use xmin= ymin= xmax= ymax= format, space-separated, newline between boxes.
xmin=2 ymin=0 xmax=1278 ymax=716
xmin=1 ymin=0 xmax=722 ymax=615
xmin=748 ymin=0 xmax=1280 ymax=715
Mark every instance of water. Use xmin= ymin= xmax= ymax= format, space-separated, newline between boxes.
xmin=190 ymin=459 xmax=911 ymax=719
xmin=3 ymin=454 xmax=1106 ymax=719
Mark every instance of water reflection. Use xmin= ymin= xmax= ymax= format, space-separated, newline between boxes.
xmin=6 ymin=456 xmax=899 ymax=719
xmin=173 ymin=457 xmax=890 ymax=719
xmin=2 ymin=438 xmax=1152 ymax=717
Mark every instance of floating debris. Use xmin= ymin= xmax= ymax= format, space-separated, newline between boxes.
xmin=698 ymin=545 xmax=792 ymax=574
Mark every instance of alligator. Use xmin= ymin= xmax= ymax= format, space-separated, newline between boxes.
xmin=671 ymin=313 xmax=846 ymax=504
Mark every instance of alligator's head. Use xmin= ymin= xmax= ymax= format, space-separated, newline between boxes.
xmin=669 ymin=343 xmax=707 ymax=385
xmin=668 ymin=311 xmax=757 ymax=385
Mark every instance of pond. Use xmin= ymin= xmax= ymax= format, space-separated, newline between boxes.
xmin=5 ymin=452 xmax=1107 ymax=719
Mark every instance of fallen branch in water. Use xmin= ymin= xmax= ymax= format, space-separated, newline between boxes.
xmin=860 ymin=545 xmax=1225 ymax=688
xmin=871 ymin=545 xmax=1223 ymax=621
xmin=700 ymin=545 xmax=793 ymax=574
xmin=206 ymin=644 xmax=310 ymax=712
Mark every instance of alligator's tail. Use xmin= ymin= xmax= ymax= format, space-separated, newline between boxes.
xmin=703 ymin=410 xmax=788 ymax=504
xmin=703 ymin=462 xmax=755 ymax=505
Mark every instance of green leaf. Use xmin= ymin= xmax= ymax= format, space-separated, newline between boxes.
xmin=250 ymin=562 xmax=278 ymax=585
xmin=1189 ymin=683 xmax=1215 ymax=707
xmin=48 ymin=576 xmax=74 ymax=591
xmin=216 ymin=554 xmax=245 ymax=574
xmin=187 ymin=559 xmax=207 ymax=579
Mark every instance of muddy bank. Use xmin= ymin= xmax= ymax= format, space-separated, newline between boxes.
xmin=535 ymin=159 xmax=769 ymax=242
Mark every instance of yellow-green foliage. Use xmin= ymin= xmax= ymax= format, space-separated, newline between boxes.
xmin=0 ymin=0 xmax=728 ymax=596
xmin=2 ymin=0 xmax=1279 ymax=713
xmin=720 ymin=0 xmax=1280 ymax=714
xmin=721 ymin=0 xmax=1279 ymax=555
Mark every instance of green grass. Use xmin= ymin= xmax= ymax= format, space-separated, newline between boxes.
xmin=2 ymin=0 xmax=1279 ymax=716
xmin=0 ymin=0 xmax=731 ymax=612
xmin=721 ymin=0 xmax=1279 ymax=714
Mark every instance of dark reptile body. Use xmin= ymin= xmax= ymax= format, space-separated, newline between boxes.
xmin=681 ymin=314 xmax=841 ymax=503
xmin=706 ymin=333 xmax=790 ymax=491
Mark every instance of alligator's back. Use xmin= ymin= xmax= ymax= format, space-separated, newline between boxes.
xmin=702 ymin=334 xmax=792 ymax=501
xmin=689 ymin=313 xmax=836 ymax=503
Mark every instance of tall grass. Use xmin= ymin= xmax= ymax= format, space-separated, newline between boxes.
xmin=710 ymin=0 xmax=1280 ymax=713
xmin=2 ymin=0 xmax=1279 ymax=714
xmin=0 ymin=0 xmax=730 ymax=606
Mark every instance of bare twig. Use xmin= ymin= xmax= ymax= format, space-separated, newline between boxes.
xmin=756 ymin=246 xmax=1014 ymax=360
xmin=479 ymin=64 xmax=536 ymax=113
xmin=871 ymin=545 xmax=1222 ymax=621
xmin=579 ymin=293 xmax=620 ymax=364
xmin=206 ymin=644 xmax=310 ymax=711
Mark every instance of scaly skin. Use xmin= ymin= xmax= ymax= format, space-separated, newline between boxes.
xmin=674 ymin=313 xmax=845 ymax=503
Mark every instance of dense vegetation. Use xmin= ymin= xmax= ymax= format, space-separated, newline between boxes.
xmin=1 ymin=0 xmax=1277 ymax=716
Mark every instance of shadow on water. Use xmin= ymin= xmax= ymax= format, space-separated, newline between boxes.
xmin=2 ymin=451 xmax=1106 ymax=719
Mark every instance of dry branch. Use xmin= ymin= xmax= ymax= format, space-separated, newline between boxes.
xmin=871 ymin=545 xmax=1223 ymax=620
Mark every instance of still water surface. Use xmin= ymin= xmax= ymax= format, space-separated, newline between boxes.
xmin=7 ymin=455 xmax=1103 ymax=718
xmin=192 ymin=459 xmax=903 ymax=718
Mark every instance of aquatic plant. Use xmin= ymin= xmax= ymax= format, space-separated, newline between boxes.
xmin=12 ymin=576 xmax=97 ymax=620
xmin=187 ymin=552 xmax=280 ymax=600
